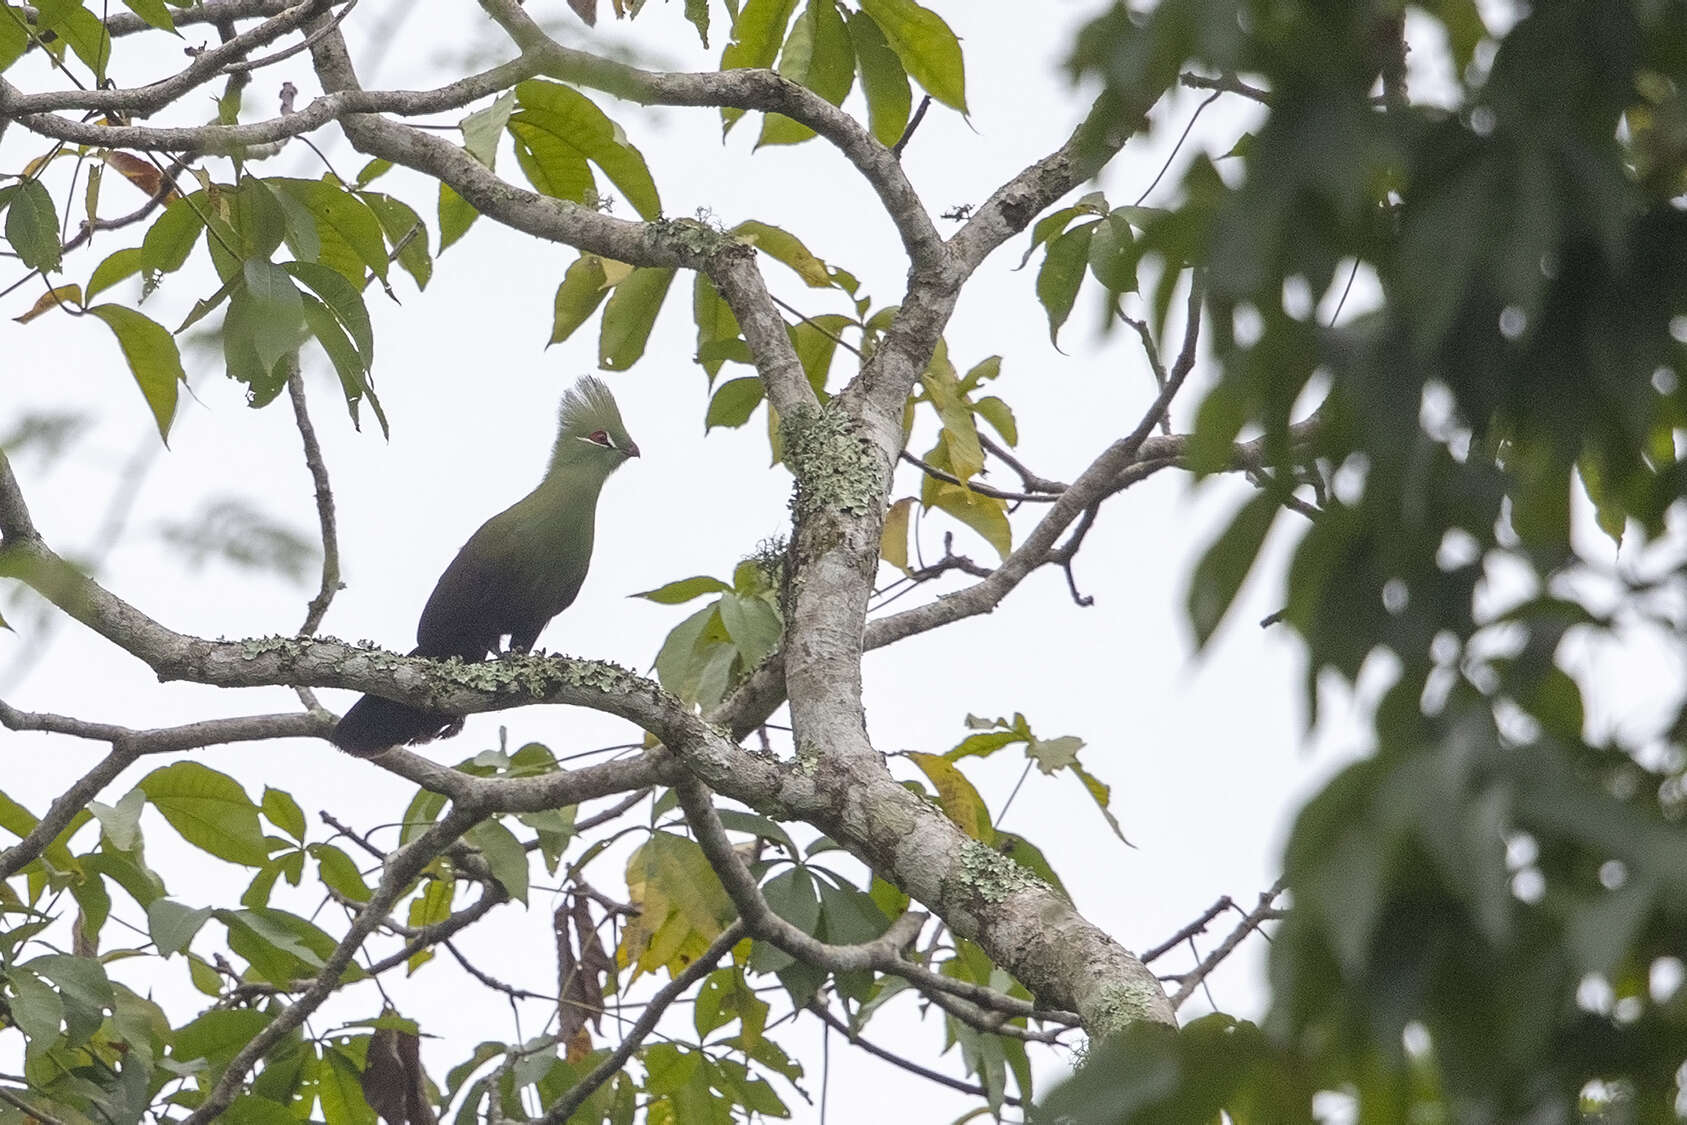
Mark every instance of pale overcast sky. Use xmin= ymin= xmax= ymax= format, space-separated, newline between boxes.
xmin=0 ymin=2 xmax=1543 ymax=1120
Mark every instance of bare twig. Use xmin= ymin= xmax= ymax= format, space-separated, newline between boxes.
xmin=1169 ymin=879 xmax=1286 ymax=1009
xmin=891 ymin=94 xmax=932 ymax=158
xmin=1179 ymin=71 xmax=1271 ymax=104
xmin=1141 ymin=896 xmax=1235 ymax=964
xmin=899 ymin=450 xmax=1057 ymax=504
xmin=288 ymin=369 xmax=341 ymax=636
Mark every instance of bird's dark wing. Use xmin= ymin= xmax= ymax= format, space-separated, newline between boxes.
xmin=414 ymin=516 xmax=525 ymax=658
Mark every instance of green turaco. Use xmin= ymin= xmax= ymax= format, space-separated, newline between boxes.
xmin=332 ymin=377 xmax=640 ymax=756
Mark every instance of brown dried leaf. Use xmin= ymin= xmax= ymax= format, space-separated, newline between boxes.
xmin=360 ymin=1023 xmax=437 ymax=1125
xmin=568 ymin=0 xmax=596 ymax=24
xmin=103 ymin=152 xmax=173 ymax=200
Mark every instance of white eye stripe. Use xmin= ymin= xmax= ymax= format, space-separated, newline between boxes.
xmin=577 ymin=434 xmax=614 ymax=448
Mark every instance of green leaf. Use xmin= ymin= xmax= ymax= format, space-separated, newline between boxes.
xmin=354 ymin=158 xmax=392 ymax=188
xmin=685 ymin=0 xmax=710 ymax=45
xmin=1087 ymin=211 xmax=1138 ymax=292
xmin=137 ymin=761 xmax=273 ymax=867
xmin=299 ymin=293 xmax=376 ymax=432
xmin=5 ymin=180 xmax=61 ymax=272
xmin=308 ymin=843 xmax=373 ymax=903
xmin=147 ymin=898 xmax=214 ymax=956
xmin=86 ymin=304 xmax=184 ymax=443
xmin=360 ymin=191 xmax=432 ymax=291
xmin=271 ymin=178 xmax=389 ymax=284
xmin=467 ymin=819 xmax=529 ymax=905
xmin=33 ymin=0 xmax=110 ymax=79
xmin=241 ymin=257 xmax=306 ymax=374
xmin=283 ymin=260 xmax=374 ymax=366
xmin=85 ymin=245 xmax=143 ymax=301
xmin=619 ymin=833 xmax=735 ymax=979
xmin=973 ymin=395 xmax=1017 ymax=446
xmin=120 ymin=0 xmax=175 ymax=30
xmin=320 ymin=1045 xmax=379 ymax=1125
xmin=721 ymin=0 xmax=803 ymax=132
xmin=173 ymin=1008 xmax=274 ymax=1068
xmin=1187 ymin=489 xmax=1279 ymax=649
xmin=5 ymin=967 xmax=62 ymax=1054
xmin=261 ymin=787 xmax=307 ymax=842
xmin=720 ymin=592 xmax=782 ymax=666
xmin=694 ymin=274 xmax=746 ymax=378
xmin=707 ymin=377 xmax=766 ymax=431
xmin=906 ymin=752 xmax=993 ymax=842
xmin=633 ymin=575 xmax=732 ymax=604
xmin=0 ymin=9 xmax=28 ymax=72
xmin=510 ymin=80 xmax=662 ymax=219
xmin=549 ymin=253 xmax=610 ymax=346
xmin=437 ymin=182 xmax=479 ymax=253
xmin=857 ymin=0 xmax=966 ymax=112
xmin=87 ymin=788 xmax=144 ymax=851
xmin=1036 ymin=221 xmax=1098 ymax=347
xmin=653 ymin=604 xmax=723 ymax=701
xmin=731 ymin=221 xmax=834 ymax=287
xmin=598 ymin=266 xmax=676 ymax=370
xmin=848 ymin=10 xmax=911 ymax=146
xmin=760 ymin=0 xmax=854 ymax=146
xmin=460 ymin=90 xmax=516 ymax=166
xmin=27 ymin=954 xmax=113 ymax=1046
xmin=140 ymin=195 xmax=205 ymax=275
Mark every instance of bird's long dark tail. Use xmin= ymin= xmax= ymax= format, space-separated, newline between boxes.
xmin=331 ymin=694 xmax=458 ymax=757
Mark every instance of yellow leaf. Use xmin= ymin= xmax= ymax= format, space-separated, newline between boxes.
xmin=14 ymin=284 xmax=82 ymax=324
xmin=881 ymin=497 xmax=915 ymax=575
xmin=617 ymin=833 xmax=734 ymax=981
xmin=598 ymin=257 xmax=635 ymax=288
xmin=906 ymin=752 xmax=993 ymax=842
xmin=926 ymin=481 xmax=1012 ymax=560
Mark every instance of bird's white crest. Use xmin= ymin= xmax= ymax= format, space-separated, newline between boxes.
xmin=557 ymin=376 xmax=621 ymax=434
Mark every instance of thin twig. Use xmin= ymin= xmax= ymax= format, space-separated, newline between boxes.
xmin=288 ymin=369 xmax=341 ymax=636
xmin=1141 ymin=896 xmax=1235 ymax=964
xmin=899 ymin=450 xmax=1056 ymax=504
xmin=806 ymin=999 xmax=1023 ymax=1107
xmin=1169 ymin=879 xmax=1285 ymax=1009
xmin=891 ymin=94 xmax=932 ymax=158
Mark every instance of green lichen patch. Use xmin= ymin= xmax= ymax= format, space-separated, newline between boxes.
xmin=781 ymin=405 xmax=883 ymax=521
xmin=439 ymin=653 xmax=642 ymax=700
xmin=655 ymin=214 xmax=731 ymax=256
xmin=954 ymin=838 xmax=1042 ymax=904
xmin=1088 ymin=978 xmax=1166 ymax=1037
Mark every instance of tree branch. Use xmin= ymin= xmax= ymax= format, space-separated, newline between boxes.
xmin=287 ymin=370 xmax=341 ymax=637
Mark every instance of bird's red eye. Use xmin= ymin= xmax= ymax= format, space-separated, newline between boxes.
xmin=588 ymin=430 xmax=611 ymax=446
